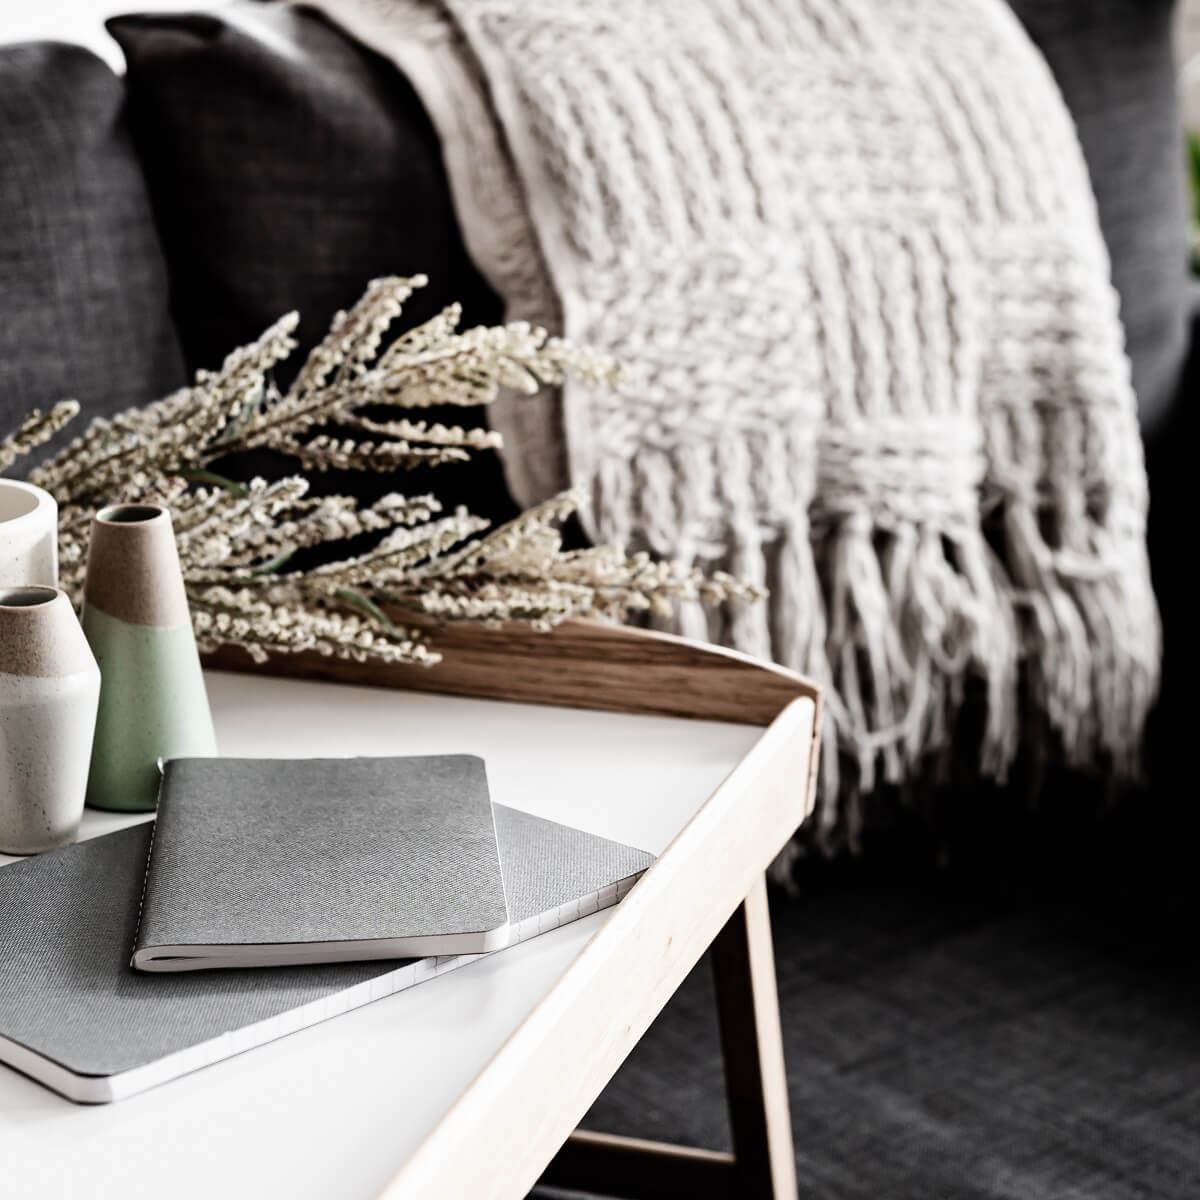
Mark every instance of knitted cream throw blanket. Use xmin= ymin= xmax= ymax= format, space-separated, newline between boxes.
xmin=316 ymin=0 xmax=1159 ymax=845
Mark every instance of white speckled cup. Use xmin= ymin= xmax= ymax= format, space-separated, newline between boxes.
xmin=0 ymin=480 xmax=57 ymax=588
xmin=0 ymin=587 xmax=101 ymax=855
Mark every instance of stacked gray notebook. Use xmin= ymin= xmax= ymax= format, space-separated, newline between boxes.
xmin=0 ymin=762 xmax=653 ymax=1104
xmin=135 ymin=756 xmax=512 ymax=969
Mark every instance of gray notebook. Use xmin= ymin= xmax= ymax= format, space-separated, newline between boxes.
xmin=134 ymin=756 xmax=510 ymax=970
xmin=0 ymin=807 xmax=652 ymax=1104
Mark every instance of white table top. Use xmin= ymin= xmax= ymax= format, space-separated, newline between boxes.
xmin=0 ymin=669 xmax=762 ymax=1200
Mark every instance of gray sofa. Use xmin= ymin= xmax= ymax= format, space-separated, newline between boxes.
xmin=2 ymin=4 xmax=1197 ymax=1195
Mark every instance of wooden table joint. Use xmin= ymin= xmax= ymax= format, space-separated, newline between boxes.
xmin=537 ymin=876 xmax=799 ymax=1200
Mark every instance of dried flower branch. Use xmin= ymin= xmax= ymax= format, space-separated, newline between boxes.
xmin=0 ymin=401 xmax=79 ymax=475
xmin=6 ymin=276 xmax=761 ymax=666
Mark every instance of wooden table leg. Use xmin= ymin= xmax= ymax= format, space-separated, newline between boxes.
xmin=537 ymin=875 xmax=797 ymax=1199
xmin=711 ymin=874 xmax=798 ymax=1199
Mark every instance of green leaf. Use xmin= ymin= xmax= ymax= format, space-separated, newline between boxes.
xmin=177 ymin=469 xmax=251 ymax=496
xmin=249 ymin=549 xmax=297 ymax=577
xmin=333 ymin=586 xmax=398 ymax=630
xmin=1188 ymin=131 xmax=1200 ymax=229
xmin=216 ymin=379 xmax=268 ymax=443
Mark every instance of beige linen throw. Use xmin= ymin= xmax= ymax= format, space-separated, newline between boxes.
xmin=313 ymin=0 xmax=1159 ymax=847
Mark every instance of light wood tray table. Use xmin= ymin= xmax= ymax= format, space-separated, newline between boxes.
xmin=0 ymin=619 xmax=820 ymax=1200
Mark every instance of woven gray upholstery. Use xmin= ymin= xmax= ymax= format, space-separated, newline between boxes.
xmin=0 ymin=43 xmax=186 ymax=462
xmin=1009 ymin=0 xmax=1190 ymax=433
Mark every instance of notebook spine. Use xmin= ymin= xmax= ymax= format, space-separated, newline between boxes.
xmin=128 ymin=760 xmax=169 ymax=966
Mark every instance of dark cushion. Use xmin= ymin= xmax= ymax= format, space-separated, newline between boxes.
xmin=0 ymin=42 xmax=187 ymax=467
xmin=108 ymin=5 xmax=517 ymax=525
xmin=1008 ymin=0 xmax=1191 ymax=435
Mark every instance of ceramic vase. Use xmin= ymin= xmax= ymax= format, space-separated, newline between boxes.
xmin=0 ymin=587 xmax=101 ymax=855
xmin=82 ymin=504 xmax=216 ymax=812
xmin=0 ymin=479 xmax=57 ymax=587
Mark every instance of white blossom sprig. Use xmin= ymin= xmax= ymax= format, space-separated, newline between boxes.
xmin=8 ymin=276 xmax=761 ymax=666
xmin=0 ymin=401 xmax=79 ymax=475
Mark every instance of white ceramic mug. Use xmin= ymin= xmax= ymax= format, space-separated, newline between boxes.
xmin=0 ymin=480 xmax=57 ymax=588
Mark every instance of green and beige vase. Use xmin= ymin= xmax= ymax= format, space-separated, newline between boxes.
xmin=82 ymin=504 xmax=216 ymax=812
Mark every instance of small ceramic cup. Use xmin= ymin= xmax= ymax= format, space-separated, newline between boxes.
xmin=0 ymin=479 xmax=58 ymax=588
xmin=0 ymin=586 xmax=101 ymax=855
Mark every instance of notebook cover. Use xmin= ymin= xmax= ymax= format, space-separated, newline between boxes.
xmin=135 ymin=755 xmax=510 ymax=969
xmin=0 ymin=806 xmax=652 ymax=1103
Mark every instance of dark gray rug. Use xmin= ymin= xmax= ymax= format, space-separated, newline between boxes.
xmin=537 ymin=798 xmax=1200 ymax=1199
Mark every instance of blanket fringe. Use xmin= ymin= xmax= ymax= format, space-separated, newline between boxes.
xmin=997 ymin=492 xmax=1160 ymax=777
xmin=341 ymin=0 xmax=1162 ymax=862
xmin=613 ymin=403 xmax=1156 ymax=868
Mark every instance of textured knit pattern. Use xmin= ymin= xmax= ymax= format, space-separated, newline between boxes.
xmin=318 ymin=0 xmax=1160 ymax=846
